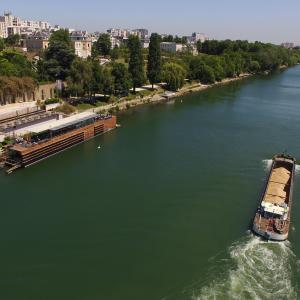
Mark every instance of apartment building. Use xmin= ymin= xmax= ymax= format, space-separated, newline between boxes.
xmin=160 ymin=42 xmax=184 ymax=53
xmin=0 ymin=11 xmax=54 ymax=38
xmin=70 ymin=31 xmax=92 ymax=58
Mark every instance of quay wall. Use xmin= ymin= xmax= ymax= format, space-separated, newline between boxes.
xmin=0 ymin=83 xmax=57 ymax=106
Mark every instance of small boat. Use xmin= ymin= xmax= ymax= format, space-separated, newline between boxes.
xmin=252 ymin=153 xmax=296 ymax=241
xmin=116 ymin=124 xmax=121 ymax=128
xmin=97 ymin=145 xmax=101 ymax=150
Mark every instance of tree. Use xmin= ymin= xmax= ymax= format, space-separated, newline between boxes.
xmin=111 ymin=63 xmax=131 ymax=96
xmin=43 ymin=30 xmax=75 ymax=80
xmin=0 ymin=38 xmax=5 ymax=51
xmin=249 ymin=60 xmax=261 ymax=73
xmin=67 ymin=58 xmax=93 ymax=97
xmin=128 ymin=35 xmax=145 ymax=92
xmin=94 ymin=34 xmax=112 ymax=56
xmin=147 ymin=33 xmax=161 ymax=89
xmin=5 ymin=34 xmax=20 ymax=47
xmin=0 ymin=49 xmax=35 ymax=77
xmin=162 ymin=63 xmax=186 ymax=91
xmin=102 ymin=69 xmax=114 ymax=96
xmin=110 ymin=46 xmax=120 ymax=61
xmin=204 ymin=56 xmax=225 ymax=81
xmin=90 ymin=61 xmax=104 ymax=96
xmin=49 ymin=29 xmax=73 ymax=46
xmin=188 ymin=58 xmax=215 ymax=84
xmin=196 ymin=41 xmax=202 ymax=53
xmin=199 ymin=65 xmax=215 ymax=84
xmin=162 ymin=35 xmax=174 ymax=42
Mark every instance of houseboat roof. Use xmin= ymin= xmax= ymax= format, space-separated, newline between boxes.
xmin=13 ymin=112 xmax=97 ymax=135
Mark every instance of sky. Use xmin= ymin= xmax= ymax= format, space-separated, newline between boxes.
xmin=1 ymin=0 xmax=300 ymax=44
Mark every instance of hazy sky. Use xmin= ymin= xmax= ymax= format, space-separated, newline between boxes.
xmin=1 ymin=0 xmax=299 ymax=44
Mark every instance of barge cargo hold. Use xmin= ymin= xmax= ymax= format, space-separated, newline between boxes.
xmin=4 ymin=113 xmax=116 ymax=173
xmin=252 ymin=154 xmax=296 ymax=241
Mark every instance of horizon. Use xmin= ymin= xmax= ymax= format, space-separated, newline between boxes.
xmin=1 ymin=0 xmax=300 ymax=45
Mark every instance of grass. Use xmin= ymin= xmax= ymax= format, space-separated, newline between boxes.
xmin=76 ymin=101 xmax=107 ymax=112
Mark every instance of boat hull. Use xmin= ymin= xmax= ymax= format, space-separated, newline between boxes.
xmin=252 ymin=154 xmax=296 ymax=241
xmin=252 ymin=223 xmax=288 ymax=241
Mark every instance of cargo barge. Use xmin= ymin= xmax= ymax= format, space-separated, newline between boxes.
xmin=3 ymin=112 xmax=116 ymax=173
xmin=252 ymin=154 xmax=296 ymax=241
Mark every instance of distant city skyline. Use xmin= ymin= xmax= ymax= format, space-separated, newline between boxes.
xmin=1 ymin=0 xmax=300 ymax=45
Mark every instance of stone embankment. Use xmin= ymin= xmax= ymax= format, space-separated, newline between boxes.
xmin=89 ymin=74 xmax=252 ymax=114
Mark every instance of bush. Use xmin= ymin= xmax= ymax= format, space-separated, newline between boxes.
xmin=44 ymin=98 xmax=61 ymax=105
xmin=55 ymin=103 xmax=76 ymax=115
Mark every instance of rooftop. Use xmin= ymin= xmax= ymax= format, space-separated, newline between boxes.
xmin=13 ymin=111 xmax=97 ymax=136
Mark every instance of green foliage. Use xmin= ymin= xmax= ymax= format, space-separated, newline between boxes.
xmin=162 ymin=62 xmax=187 ymax=91
xmin=110 ymin=46 xmax=120 ymax=61
xmin=111 ymin=63 xmax=131 ymax=96
xmin=0 ymin=38 xmax=5 ymax=51
xmin=128 ymin=35 xmax=145 ymax=92
xmin=90 ymin=61 xmax=104 ymax=95
xmin=5 ymin=34 xmax=20 ymax=47
xmin=44 ymin=98 xmax=61 ymax=105
xmin=189 ymin=57 xmax=215 ymax=84
xmin=198 ymin=39 xmax=300 ymax=73
xmin=94 ymin=34 xmax=112 ymax=57
xmin=42 ymin=30 xmax=75 ymax=80
xmin=67 ymin=58 xmax=93 ymax=97
xmin=162 ymin=35 xmax=174 ymax=42
xmin=49 ymin=29 xmax=73 ymax=47
xmin=102 ymin=69 xmax=114 ymax=95
xmin=249 ymin=60 xmax=261 ymax=73
xmin=147 ymin=33 xmax=162 ymax=87
xmin=0 ymin=49 xmax=35 ymax=77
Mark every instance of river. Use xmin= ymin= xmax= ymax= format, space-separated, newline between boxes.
xmin=1 ymin=66 xmax=300 ymax=300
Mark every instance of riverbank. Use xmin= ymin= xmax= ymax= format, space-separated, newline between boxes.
xmin=90 ymin=73 xmax=252 ymax=114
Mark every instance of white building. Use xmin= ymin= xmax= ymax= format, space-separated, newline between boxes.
xmin=0 ymin=11 xmax=54 ymax=38
xmin=191 ymin=32 xmax=207 ymax=43
xmin=160 ymin=42 xmax=184 ymax=53
xmin=110 ymin=36 xmax=121 ymax=49
xmin=0 ymin=17 xmax=7 ymax=38
xmin=70 ymin=31 xmax=92 ymax=59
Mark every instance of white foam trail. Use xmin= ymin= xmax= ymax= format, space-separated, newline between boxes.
xmin=295 ymin=165 xmax=300 ymax=175
xmin=262 ymin=159 xmax=272 ymax=172
xmin=192 ymin=235 xmax=298 ymax=300
xmin=262 ymin=159 xmax=300 ymax=175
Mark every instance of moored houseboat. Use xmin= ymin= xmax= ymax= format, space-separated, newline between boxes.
xmin=3 ymin=112 xmax=116 ymax=173
xmin=252 ymin=154 xmax=296 ymax=241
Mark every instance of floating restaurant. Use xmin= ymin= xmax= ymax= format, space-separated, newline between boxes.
xmin=2 ymin=111 xmax=116 ymax=173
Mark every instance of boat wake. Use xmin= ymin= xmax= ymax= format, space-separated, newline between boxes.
xmin=262 ymin=159 xmax=300 ymax=175
xmin=262 ymin=159 xmax=273 ymax=172
xmin=189 ymin=234 xmax=299 ymax=300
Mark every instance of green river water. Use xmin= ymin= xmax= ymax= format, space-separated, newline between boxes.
xmin=1 ymin=66 xmax=300 ymax=300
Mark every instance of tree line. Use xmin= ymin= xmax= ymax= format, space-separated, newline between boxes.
xmin=0 ymin=31 xmax=300 ymax=104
